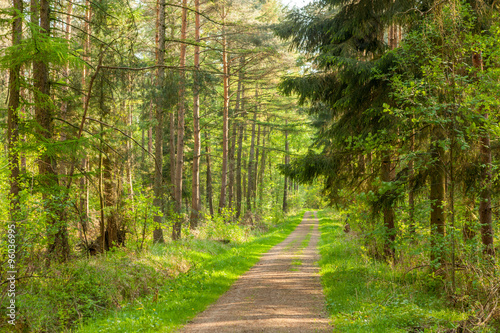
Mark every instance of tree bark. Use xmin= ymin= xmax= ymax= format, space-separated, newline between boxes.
xmin=409 ymin=125 xmax=415 ymax=235
xmin=430 ymin=130 xmax=446 ymax=265
xmin=381 ymin=151 xmax=395 ymax=260
xmin=172 ymin=0 xmax=188 ymax=240
xmin=153 ymin=0 xmax=166 ymax=243
xmin=190 ymin=0 xmax=201 ymax=229
xmin=236 ymin=81 xmax=245 ymax=218
xmin=282 ymin=119 xmax=289 ymax=213
xmin=34 ymin=0 xmax=69 ymax=262
xmin=7 ymin=0 xmax=23 ymax=222
xmin=258 ymin=127 xmax=267 ymax=210
xmin=218 ymin=4 xmax=229 ymax=212
xmin=246 ymin=87 xmax=258 ymax=212
xmin=205 ymin=132 xmax=214 ymax=217
xmin=473 ymin=52 xmax=494 ymax=257
xmin=228 ymin=72 xmax=241 ymax=210
xmin=254 ymin=123 xmax=261 ymax=209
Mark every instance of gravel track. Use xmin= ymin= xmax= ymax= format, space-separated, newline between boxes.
xmin=179 ymin=211 xmax=331 ymax=332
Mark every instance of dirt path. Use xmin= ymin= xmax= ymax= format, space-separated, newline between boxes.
xmin=179 ymin=211 xmax=331 ymax=333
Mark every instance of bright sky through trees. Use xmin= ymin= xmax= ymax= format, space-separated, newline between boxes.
xmin=281 ymin=0 xmax=311 ymax=8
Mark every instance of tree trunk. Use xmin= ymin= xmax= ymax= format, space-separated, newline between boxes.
xmin=7 ymin=0 xmax=23 ymax=222
xmin=409 ymin=125 xmax=415 ymax=235
xmin=190 ymin=0 xmax=201 ymax=229
xmin=381 ymin=151 xmax=395 ymax=260
xmin=254 ymin=123 xmax=261 ymax=208
xmin=153 ymin=0 xmax=166 ymax=243
xmin=103 ymin=151 xmax=118 ymax=250
xmin=205 ymin=132 xmax=214 ymax=217
xmin=173 ymin=0 xmax=188 ymax=240
xmin=430 ymin=130 xmax=446 ymax=265
xmin=228 ymin=72 xmax=242 ymax=210
xmin=34 ymin=0 xmax=69 ymax=262
xmin=282 ymin=119 xmax=289 ymax=213
xmin=258 ymin=127 xmax=267 ymax=211
xmin=246 ymin=87 xmax=258 ymax=212
xmin=473 ymin=52 xmax=494 ymax=257
xmin=218 ymin=5 xmax=229 ymax=212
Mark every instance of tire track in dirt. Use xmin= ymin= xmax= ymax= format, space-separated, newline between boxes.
xmin=179 ymin=211 xmax=331 ymax=332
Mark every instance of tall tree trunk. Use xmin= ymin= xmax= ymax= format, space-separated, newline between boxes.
xmin=218 ymin=4 xmax=229 ymax=212
xmin=236 ymin=122 xmax=244 ymax=218
xmin=173 ymin=0 xmax=188 ymax=240
xmin=103 ymin=150 xmax=118 ymax=250
xmin=169 ymin=108 xmax=176 ymax=198
xmin=190 ymin=0 xmax=201 ymax=229
xmin=254 ymin=123 xmax=261 ymax=208
xmin=381 ymin=151 xmax=395 ymax=260
xmin=409 ymin=124 xmax=415 ymax=235
xmin=282 ymin=119 xmax=289 ymax=213
xmin=246 ymin=86 xmax=258 ymax=212
xmin=34 ymin=0 xmax=69 ymax=262
xmin=153 ymin=0 xmax=166 ymax=243
xmin=430 ymin=130 xmax=446 ymax=265
xmin=205 ymin=132 xmax=214 ymax=217
xmin=473 ymin=52 xmax=494 ymax=257
xmin=258 ymin=127 xmax=267 ymax=211
xmin=228 ymin=71 xmax=241 ymax=210
xmin=80 ymin=0 xmax=91 ymax=242
xmin=381 ymin=24 xmax=397 ymax=261
xmin=7 ymin=0 xmax=23 ymax=222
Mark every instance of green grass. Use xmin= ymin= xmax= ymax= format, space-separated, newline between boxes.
xmin=74 ymin=211 xmax=305 ymax=333
xmin=317 ymin=209 xmax=469 ymax=332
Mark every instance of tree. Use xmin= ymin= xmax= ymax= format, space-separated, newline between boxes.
xmin=190 ymin=0 xmax=201 ymax=228
xmin=172 ymin=0 xmax=188 ymax=240
xmin=7 ymin=0 xmax=22 ymax=223
xmin=153 ymin=0 xmax=166 ymax=243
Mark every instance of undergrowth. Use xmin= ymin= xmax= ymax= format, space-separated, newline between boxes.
xmin=317 ymin=209 xmax=485 ymax=332
xmin=3 ymin=209 xmax=303 ymax=333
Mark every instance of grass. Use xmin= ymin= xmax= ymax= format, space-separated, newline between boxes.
xmin=73 ymin=210 xmax=305 ymax=333
xmin=317 ymin=209 xmax=473 ymax=332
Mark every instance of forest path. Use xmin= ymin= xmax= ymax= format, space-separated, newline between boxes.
xmin=178 ymin=211 xmax=331 ymax=333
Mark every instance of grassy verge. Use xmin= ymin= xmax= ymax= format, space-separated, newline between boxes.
xmin=317 ymin=209 xmax=471 ymax=332
xmin=74 ymin=210 xmax=305 ymax=333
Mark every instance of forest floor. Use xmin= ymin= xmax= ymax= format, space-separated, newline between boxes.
xmin=178 ymin=211 xmax=332 ymax=333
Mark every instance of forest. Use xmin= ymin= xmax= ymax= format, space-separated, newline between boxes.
xmin=1 ymin=0 xmax=500 ymax=331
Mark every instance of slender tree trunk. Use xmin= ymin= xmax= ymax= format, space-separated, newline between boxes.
xmin=473 ymin=52 xmax=494 ymax=257
xmin=60 ymin=0 xmax=72 ymax=122
xmin=430 ymin=130 xmax=446 ymax=265
xmin=254 ymin=123 xmax=261 ymax=208
xmin=98 ymin=144 xmax=105 ymax=253
xmin=246 ymin=87 xmax=258 ymax=212
xmin=218 ymin=4 xmax=229 ymax=212
xmin=282 ymin=119 xmax=289 ymax=213
xmin=172 ymin=0 xmax=188 ymax=240
xmin=228 ymin=74 xmax=241 ymax=210
xmin=34 ymin=0 xmax=69 ymax=262
xmin=80 ymin=0 xmax=91 ymax=239
xmin=153 ymin=0 xmax=166 ymax=243
xmin=169 ymin=109 xmax=176 ymax=197
xmin=236 ymin=122 xmax=244 ymax=218
xmin=258 ymin=127 xmax=267 ymax=210
xmin=7 ymin=0 xmax=23 ymax=222
xmin=148 ymin=104 xmax=153 ymax=155
xmin=103 ymin=150 xmax=118 ymax=249
xmin=190 ymin=0 xmax=201 ymax=229
xmin=205 ymin=132 xmax=214 ymax=217
xmin=409 ymin=125 xmax=415 ymax=235
xmin=381 ymin=151 xmax=395 ymax=260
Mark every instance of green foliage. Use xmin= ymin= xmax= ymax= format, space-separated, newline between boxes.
xmin=76 ymin=211 xmax=304 ymax=333
xmin=0 ymin=211 xmax=303 ymax=332
xmin=317 ymin=209 xmax=473 ymax=332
